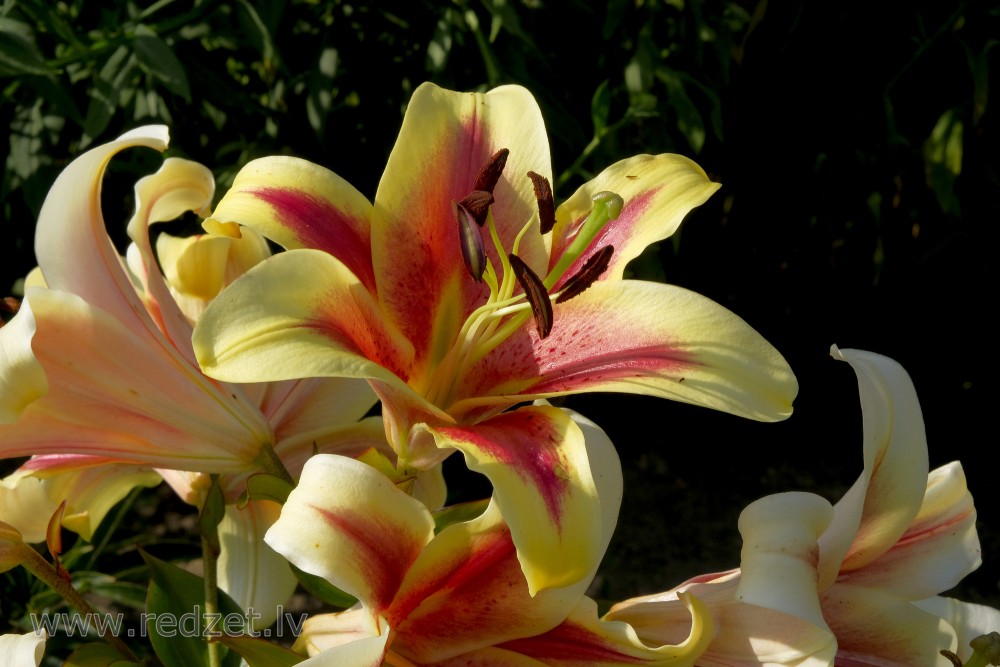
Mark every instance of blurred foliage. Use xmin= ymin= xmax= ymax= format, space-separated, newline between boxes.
xmin=2 ymin=0 xmax=999 ymax=640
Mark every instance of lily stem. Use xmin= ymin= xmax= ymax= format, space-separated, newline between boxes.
xmin=19 ymin=546 xmax=142 ymax=663
xmin=200 ymin=474 xmax=224 ymax=667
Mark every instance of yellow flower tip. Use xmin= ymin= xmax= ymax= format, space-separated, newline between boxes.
xmin=202 ymin=218 xmax=244 ymax=239
xmin=677 ymin=591 xmax=715 ymax=659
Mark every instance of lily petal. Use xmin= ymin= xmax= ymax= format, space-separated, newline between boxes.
xmin=549 ymin=154 xmax=721 ymax=285
xmin=193 ymin=248 xmax=415 ymax=390
xmin=453 ymin=280 xmax=798 ymax=422
xmin=372 ymin=82 xmax=550 ymax=370
xmin=3 ymin=456 xmax=160 ymax=541
xmin=1 ymin=289 xmax=272 ymax=471
xmin=915 ymin=596 xmax=1000 ymax=663
xmin=837 ymin=461 xmax=980 ymax=600
xmin=494 ymin=594 xmax=711 ymax=667
xmin=820 ymin=583 xmax=958 ymax=665
xmin=0 ymin=300 xmax=47 ymax=423
xmin=736 ymin=492 xmax=833 ymax=633
xmin=296 ymin=613 xmax=390 ymax=667
xmin=386 ymin=501 xmax=591 ymax=664
xmin=264 ymin=454 xmax=435 ymax=614
xmin=34 ymin=126 xmax=168 ymax=338
xmin=0 ymin=631 xmax=46 ymax=666
xmin=818 ymin=346 xmax=929 ymax=588
xmin=204 ymin=156 xmax=376 ymax=293
xmin=124 ymin=157 xmax=216 ymax=362
xmin=217 ymin=500 xmax=298 ymax=629
xmin=153 ymin=226 xmax=271 ymax=323
xmin=609 ymin=578 xmax=837 ymax=666
xmin=419 ymin=404 xmax=616 ymax=595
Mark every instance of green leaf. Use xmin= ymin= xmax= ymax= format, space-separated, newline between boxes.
xmin=590 ymin=80 xmax=612 ymax=135
xmin=133 ymin=24 xmax=191 ymax=101
xmin=64 ymin=642 xmax=140 ymax=667
xmin=289 ymin=563 xmax=356 ymax=609
xmin=923 ymin=108 xmax=964 ymax=217
xmin=0 ymin=18 xmax=52 ymax=76
xmin=217 ymin=635 xmax=305 ymax=667
xmin=141 ymin=551 xmax=244 ymax=667
xmin=234 ymin=0 xmax=276 ymax=63
xmin=82 ymin=45 xmax=135 ymax=144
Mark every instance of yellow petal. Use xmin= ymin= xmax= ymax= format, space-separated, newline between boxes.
xmin=372 ymin=82 xmax=550 ymax=370
xmin=264 ymin=454 xmax=435 ymax=613
xmin=193 ymin=248 xmax=415 ymax=391
xmin=419 ymin=404 xmax=613 ymax=595
xmin=550 ymin=154 xmax=720 ymax=283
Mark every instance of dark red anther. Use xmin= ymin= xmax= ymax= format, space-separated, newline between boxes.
xmin=527 ymin=171 xmax=555 ymax=234
xmin=473 ymin=148 xmax=510 ymax=194
xmin=555 ymin=245 xmax=614 ymax=304
xmin=456 ymin=201 xmax=487 ymax=281
xmin=509 ymin=254 xmax=553 ymax=339
xmin=458 ymin=190 xmax=494 ymax=227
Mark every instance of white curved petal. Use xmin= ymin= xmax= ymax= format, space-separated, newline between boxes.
xmin=217 ymin=500 xmax=299 ymax=629
xmin=0 ymin=631 xmax=46 ymax=666
xmin=818 ymin=346 xmax=929 ymax=588
xmin=737 ymin=491 xmax=833 ymax=632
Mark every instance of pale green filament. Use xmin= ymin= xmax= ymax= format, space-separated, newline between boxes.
xmin=424 ymin=191 xmax=622 ymax=410
xmin=543 ymin=191 xmax=623 ymax=289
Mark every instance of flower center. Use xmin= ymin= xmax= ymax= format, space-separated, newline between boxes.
xmin=423 ymin=149 xmax=623 ymax=410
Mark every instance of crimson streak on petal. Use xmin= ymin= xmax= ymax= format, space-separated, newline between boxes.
xmin=251 ymin=187 xmax=377 ymax=293
xmin=435 ymin=411 xmax=571 ymax=530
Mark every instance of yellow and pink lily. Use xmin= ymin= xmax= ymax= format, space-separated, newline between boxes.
xmin=192 ymin=81 xmax=798 ymax=593
xmin=602 ymin=347 xmax=999 ymax=665
xmin=0 ymin=127 xmax=403 ymax=625
xmin=265 ymin=410 xmax=712 ymax=666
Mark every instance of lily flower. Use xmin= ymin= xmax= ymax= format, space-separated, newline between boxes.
xmin=0 ymin=126 xmax=401 ymax=625
xmin=604 ymin=347 xmax=1000 ymax=665
xmin=265 ymin=410 xmax=712 ymax=666
xmin=192 ymin=81 xmax=798 ymax=593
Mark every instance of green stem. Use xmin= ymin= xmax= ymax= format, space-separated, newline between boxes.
xmin=19 ymin=546 xmax=142 ymax=663
xmin=199 ymin=474 xmax=225 ymax=667
xmin=201 ymin=532 xmax=221 ymax=667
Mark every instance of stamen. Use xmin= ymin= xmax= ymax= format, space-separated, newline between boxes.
xmin=473 ymin=148 xmax=510 ymax=194
xmin=508 ymin=254 xmax=552 ymax=339
xmin=544 ymin=190 xmax=624 ymax=289
xmin=458 ymin=190 xmax=494 ymax=227
xmin=455 ymin=201 xmax=487 ymax=281
xmin=527 ymin=171 xmax=555 ymax=234
xmin=555 ymin=245 xmax=614 ymax=303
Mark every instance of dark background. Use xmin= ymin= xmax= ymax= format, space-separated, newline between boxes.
xmin=2 ymin=0 xmax=997 ymax=628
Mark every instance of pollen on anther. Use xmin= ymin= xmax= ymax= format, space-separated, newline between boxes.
xmin=509 ymin=253 xmax=553 ymax=339
xmin=556 ymin=245 xmax=614 ymax=303
xmin=473 ymin=148 xmax=510 ymax=194
xmin=527 ymin=171 xmax=556 ymax=234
